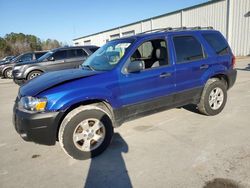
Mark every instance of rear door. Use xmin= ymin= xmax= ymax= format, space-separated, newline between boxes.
xmin=169 ymin=34 xmax=210 ymax=103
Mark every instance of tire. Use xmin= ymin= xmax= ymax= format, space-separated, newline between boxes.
xmin=4 ymin=68 xmax=13 ymax=79
xmin=198 ymin=78 xmax=227 ymax=116
xmin=27 ymin=70 xmax=42 ymax=80
xmin=59 ymin=104 xmax=114 ymax=160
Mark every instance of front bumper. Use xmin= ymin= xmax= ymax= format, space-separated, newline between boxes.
xmin=13 ymin=78 xmax=26 ymax=86
xmin=0 ymin=68 xmax=3 ymax=77
xmin=13 ymin=103 xmax=64 ymax=145
xmin=227 ymin=69 xmax=237 ymax=89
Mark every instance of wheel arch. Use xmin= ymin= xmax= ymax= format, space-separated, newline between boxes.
xmin=26 ymin=69 xmax=44 ymax=79
xmin=55 ymin=99 xmax=115 ymax=141
xmin=24 ymin=66 xmax=45 ymax=79
xmin=2 ymin=65 xmax=13 ymax=77
xmin=210 ymin=73 xmax=229 ymax=89
xmin=202 ymin=65 xmax=230 ymax=89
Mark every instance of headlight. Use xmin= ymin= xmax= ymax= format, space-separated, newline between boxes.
xmin=18 ymin=96 xmax=47 ymax=112
xmin=13 ymin=66 xmax=21 ymax=71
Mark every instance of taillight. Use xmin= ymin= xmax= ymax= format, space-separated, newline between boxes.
xmin=232 ymin=55 xmax=236 ymax=69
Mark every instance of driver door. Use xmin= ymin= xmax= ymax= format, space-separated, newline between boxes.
xmin=118 ymin=37 xmax=176 ymax=117
xmin=42 ymin=50 xmax=67 ymax=71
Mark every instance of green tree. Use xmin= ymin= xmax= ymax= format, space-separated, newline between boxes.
xmin=0 ymin=32 xmax=62 ymax=58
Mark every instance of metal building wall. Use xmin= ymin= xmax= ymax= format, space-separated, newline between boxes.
xmin=229 ymin=0 xmax=250 ymax=56
xmin=73 ymin=0 xmax=250 ymax=56
xmin=182 ymin=0 xmax=228 ymax=37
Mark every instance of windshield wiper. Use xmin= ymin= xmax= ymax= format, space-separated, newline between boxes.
xmin=83 ymin=65 xmax=95 ymax=71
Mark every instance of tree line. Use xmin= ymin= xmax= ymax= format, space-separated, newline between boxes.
xmin=0 ymin=32 xmax=64 ymax=58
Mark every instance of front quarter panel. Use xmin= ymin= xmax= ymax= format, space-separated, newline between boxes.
xmin=23 ymin=64 xmax=45 ymax=78
xmin=37 ymin=71 xmax=120 ymax=111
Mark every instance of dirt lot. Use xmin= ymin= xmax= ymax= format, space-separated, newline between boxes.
xmin=0 ymin=58 xmax=250 ymax=188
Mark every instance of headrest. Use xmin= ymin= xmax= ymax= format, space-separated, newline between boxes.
xmin=156 ymin=47 xmax=167 ymax=60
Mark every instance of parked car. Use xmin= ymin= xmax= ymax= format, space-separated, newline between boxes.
xmin=12 ymin=46 xmax=99 ymax=85
xmin=0 ymin=51 xmax=47 ymax=79
xmin=0 ymin=55 xmax=16 ymax=63
xmin=13 ymin=27 xmax=237 ymax=160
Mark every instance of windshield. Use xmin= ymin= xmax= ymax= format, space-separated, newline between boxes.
xmin=82 ymin=39 xmax=133 ymax=71
xmin=37 ymin=51 xmax=53 ymax=61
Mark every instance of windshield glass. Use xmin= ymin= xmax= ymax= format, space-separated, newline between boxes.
xmin=82 ymin=39 xmax=133 ymax=71
xmin=37 ymin=51 xmax=53 ymax=61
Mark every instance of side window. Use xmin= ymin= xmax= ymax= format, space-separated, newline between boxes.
xmin=173 ymin=36 xmax=204 ymax=63
xmin=89 ymin=47 xmax=99 ymax=53
xmin=53 ymin=50 xmax=67 ymax=60
xmin=35 ymin=52 xmax=46 ymax=59
xmin=137 ymin=41 xmax=153 ymax=59
xmin=20 ymin=53 xmax=33 ymax=62
xmin=203 ymin=33 xmax=229 ymax=55
xmin=130 ymin=39 xmax=168 ymax=70
xmin=67 ymin=49 xmax=87 ymax=58
xmin=76 ymin=49 xmax=87 ymax=57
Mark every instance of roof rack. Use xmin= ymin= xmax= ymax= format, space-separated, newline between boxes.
xmin=139 ymin=26 xmax=213 ymax=35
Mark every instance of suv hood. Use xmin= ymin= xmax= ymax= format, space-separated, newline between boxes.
xmin=20 ymin=69 xmax=100 ymax=96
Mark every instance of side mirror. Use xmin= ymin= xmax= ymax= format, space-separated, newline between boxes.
xmin=127 ymin=60 xmax=144 ymax=73
xmin=48 ymin=56 xmax=55 ymax=61
xmin=18 ymin=59 xmax=23 ymax=62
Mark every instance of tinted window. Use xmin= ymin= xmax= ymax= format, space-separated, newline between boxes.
xmin=89 ymin=47 xmax=99 ymax=53
xmin=53 ymin=50 xmax=67 ymax=60
xmin=67 ymin=49 xmax=87 ymax=58
xmin=35 ymin=52 xmax=46 ymax=59
xmin=19 ymin=53 xmax=33 ymax=62
xmin=173 ymin=36 xmax=204 ymax=63
xmin=203 ymin=33 xmax=229 ymax=55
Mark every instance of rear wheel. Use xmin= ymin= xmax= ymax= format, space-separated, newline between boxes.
xmin=4 ymin=68 xmax=13 ymax=79
xmin=198 ymin=78 xmax=227 ymax=116
xmin=59 ymin=105 xmax=114 ymax=160
xmin=27 ymin=70 xmax=42 ymax=80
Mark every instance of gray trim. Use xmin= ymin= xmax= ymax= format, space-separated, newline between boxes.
xmin=73 ymin=0 xmax=225 ymax=41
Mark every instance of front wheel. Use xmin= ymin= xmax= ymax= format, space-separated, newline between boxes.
xmin=198 ymin=78 xmax=227 ymax=116
xmin=4 ymin=68 xmax=13 ymax=79
xmin=59 ymin=105 xmax=114 ymax=160
xmin=27 ymin=70 xmax=42 ymax=80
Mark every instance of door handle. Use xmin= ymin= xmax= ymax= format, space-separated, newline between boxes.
xmin=159 ymin=72 xmax=171 ymax=78
xmin=200 ymin=64 xmax=209 ymax=69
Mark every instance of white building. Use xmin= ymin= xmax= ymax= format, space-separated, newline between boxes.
xmin=73 ymin=0 xmax=250 ymax=56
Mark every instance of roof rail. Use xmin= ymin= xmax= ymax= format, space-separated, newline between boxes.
xmin=138 ymin=26 xmax=213 ymax=35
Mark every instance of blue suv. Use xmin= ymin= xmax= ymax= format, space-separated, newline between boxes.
xmin=13 ymin=27 xmax=237 ymax=160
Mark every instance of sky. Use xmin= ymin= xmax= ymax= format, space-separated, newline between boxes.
xmin=0 ymin=0 xmax=208 ymax=44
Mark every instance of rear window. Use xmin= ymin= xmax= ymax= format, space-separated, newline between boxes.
xmin=173 ymin=36 xmax=204 ymax=63
xmin=203 ymin=33 xmax=229 ymax=55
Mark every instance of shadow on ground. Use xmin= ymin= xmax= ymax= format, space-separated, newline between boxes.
xmin=203 ymin=178 xmax=244 ymax=188
xmin=181 ymin=104 xmax=203 ymax=115
xmin=84 ymin=133 xmax=132 ymax=188
xmin=236 ymin=63 xmax=250 ymax=71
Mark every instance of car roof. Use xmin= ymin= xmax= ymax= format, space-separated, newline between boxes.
xmin=52 ymin=45 xmax=99 ymax=52
xmin=115 ymin=27 xmax=219 ymax=41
